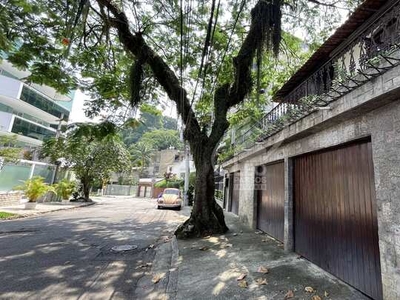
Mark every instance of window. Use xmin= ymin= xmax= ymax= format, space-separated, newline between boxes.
xmin=19 ymin=86 xmax=70 ymax=120
xmin=11 ymin=117 xmax=56 ymax=141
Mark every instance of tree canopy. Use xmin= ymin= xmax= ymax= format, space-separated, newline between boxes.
xmin=0 ymin=135 xmax=21 ymax=168
xmin=42 ymin=122 xmax=131 ymax=199
xmin=1 ymin=0 xmax=359 ymax=123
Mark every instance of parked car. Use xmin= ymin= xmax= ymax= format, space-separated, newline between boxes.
xmin=157 ymin=188 xmax=182 ymax=210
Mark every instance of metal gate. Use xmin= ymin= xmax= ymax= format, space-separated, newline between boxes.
xmin=294 ymin=141 xmax=382 ymax=300
xmin=256 ymin=161 xmax=284 ymax=241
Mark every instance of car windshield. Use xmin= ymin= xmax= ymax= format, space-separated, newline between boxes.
xmin=164 ymin=189 xmax=179 ymax=195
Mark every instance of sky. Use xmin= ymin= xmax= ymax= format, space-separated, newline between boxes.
xmin=69 ymin=90 xmax=90 ymax=123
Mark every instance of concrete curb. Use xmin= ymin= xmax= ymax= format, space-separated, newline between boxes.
xmin=137 ymin=235 xmax=180 ymax=300
xmin=166 ymin=236 xmax=179 ymax=297
xmin=0 ymin=202 xmax=96 ymax=221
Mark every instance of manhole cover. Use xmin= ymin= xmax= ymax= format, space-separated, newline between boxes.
xmin=111 ymin=245 xmax=138 ymax=252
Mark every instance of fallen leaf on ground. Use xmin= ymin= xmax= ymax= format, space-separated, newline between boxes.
xmin=152 ymin=274 xmax=162 ymax=284
xmin=284 ymin=290 xmax=294 ymax=299
xmin=311 ymin=296 xmax=322 ymax=300
xmin=199 ymin=246 xmax=209 ymax=251
xmin=256 ymin=278 xmax=268 ymax=285
xmin=148 ymin=244 xmax=155 ymax=249
xmin=233 ymin=233 xmax=238 ymax=236
xmin=64 ymin=261 xmax=70 ymax=265
xmin=136 ymin=262 xmax=153 ymax=269
xmin=239 ymin=230 xmax=243 ymax=234
xmin=236 ymin=273 xmax=247 ymax=281
xmin=262 ymin=239 xmax=268 ymax=242
xmin=324 ymin=291 xmax=329 ymax=297
xmin=257 ymin=266 xmax=269 ymax=274
xmin=222 ymin=243 xmax=233 ymax=248
xmin=305 ymin=286 xmax=315 ymax=293
xmin=238 ymin=280 xmax=248 ymax=288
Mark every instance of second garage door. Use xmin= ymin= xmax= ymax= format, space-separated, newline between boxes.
xmin=294 ymin=141 xmax=382 ymax=300
xmin=256 ymin=161 xmax=285 ymax=241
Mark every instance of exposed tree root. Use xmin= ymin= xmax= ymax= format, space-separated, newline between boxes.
xmin=175 ymin=202 xmax=228 ymax=239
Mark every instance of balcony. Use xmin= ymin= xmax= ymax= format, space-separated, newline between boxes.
xmin=232 ymin=1 xmax=400 ymax=154
xmin=19 ymin=86 xmax=70 ymax=120
xmin=0 ymin=75 xmax=70 ymax=124
xmin=11 ymin=116 xmax=56 ymax=142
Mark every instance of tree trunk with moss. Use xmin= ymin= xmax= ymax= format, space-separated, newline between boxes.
xmin=97 ymin=0 xmax=281 ymax=238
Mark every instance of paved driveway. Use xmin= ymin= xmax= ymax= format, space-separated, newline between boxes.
xmin=0 ymin=197 xmax=186 ymax=300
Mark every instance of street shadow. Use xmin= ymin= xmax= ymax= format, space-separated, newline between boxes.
xmin=0 ymin=199 xmax=187 ymax=300
xmin=175 ymin=211 xmax=371 ymax=300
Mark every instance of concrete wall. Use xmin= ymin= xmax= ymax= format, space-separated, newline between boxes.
xmin=0 ymin=75 xmax=21 ymax=99
xmin=222 ymin=62 xmax=400 ymax=299
xmin=0 ymin=111 xmax=13 ymax=132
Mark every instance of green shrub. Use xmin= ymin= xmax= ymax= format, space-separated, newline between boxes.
xmin=155 ymin=179 xmax=183 ymax=188
xmin=54 ymin=179 xmax=76 ymax=200
xmin=14 ymin=176 xmax=55 ymax=202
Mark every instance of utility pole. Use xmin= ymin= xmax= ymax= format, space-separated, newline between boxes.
xmin=52 ymin=113 xmax=64 ymax=184
xmin=183 ymin=142 xmax=190 ymax=206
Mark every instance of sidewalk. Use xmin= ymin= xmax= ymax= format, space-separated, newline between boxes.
xmin=0 ymin=201 xmax=95 ymax=219
xmin=163 ymin=211 xmax=368 ymax=300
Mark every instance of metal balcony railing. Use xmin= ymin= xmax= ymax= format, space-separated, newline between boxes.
xmin=230 ymin=1 xmax=400 ymax=156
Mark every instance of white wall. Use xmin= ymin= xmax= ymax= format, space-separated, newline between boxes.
xmin=0 ymin=75 xmax=21 ymax=99
xmin=0 ymin=111 xmax=13 ymax=132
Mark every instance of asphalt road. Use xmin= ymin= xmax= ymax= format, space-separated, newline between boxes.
xmin=0 ymin=197 xmax=187 ymax=300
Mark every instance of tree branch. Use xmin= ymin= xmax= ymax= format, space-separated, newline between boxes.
xmin=95 ymin=0 xmax=204 ymax=142
xmin=208 ymin=1 xmax=276 ymax=148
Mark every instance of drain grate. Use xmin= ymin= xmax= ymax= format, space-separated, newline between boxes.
xmin=111 ymin=245 xmax=138 ymax=252
xmin=94 ymin=244 xmax=142 ymax=261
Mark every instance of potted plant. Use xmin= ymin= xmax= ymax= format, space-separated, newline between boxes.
xmin=54 ymin=179 xmax=76 ymax=204
xmin=14 ymin=176 xmax=55 ymax=210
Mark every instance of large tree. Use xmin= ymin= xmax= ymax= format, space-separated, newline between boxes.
xmin=42 ymin=122 xmax=131 ymax=200
xmin=1 ymin=0 xmax=357 ymax=237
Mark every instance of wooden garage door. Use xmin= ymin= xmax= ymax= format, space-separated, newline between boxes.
xmin=294 ymin=141 xmax=382 ymax=300
xmin=256 ymin=162 xmax=285 ymax=241
xmin=229 ymin=172 xmax=240 ymax=215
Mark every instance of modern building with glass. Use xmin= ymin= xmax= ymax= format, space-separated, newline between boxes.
xmin=0 ymin=59 xmax=75 ymax=191
xmin=0 ymin=59 xmax=74 ymax=147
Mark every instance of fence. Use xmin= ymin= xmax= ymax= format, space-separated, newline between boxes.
xmin=104 ymin=184 xmax=137 ymax=196
xmin=0 ymin=159 xmax=56 ymax=192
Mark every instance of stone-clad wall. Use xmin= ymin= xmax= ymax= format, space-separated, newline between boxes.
xmin=0 ymin=192 xmax=22 ymax=207
xmin=222 ymin=63 xmax=400 ymax=299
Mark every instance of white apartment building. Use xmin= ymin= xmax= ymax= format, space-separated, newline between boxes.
xmin=0 ymin=60 xmax=74 ymax=148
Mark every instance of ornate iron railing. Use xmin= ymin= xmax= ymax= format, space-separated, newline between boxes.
xmin=231 ymin=1 xmax=400 ymax=155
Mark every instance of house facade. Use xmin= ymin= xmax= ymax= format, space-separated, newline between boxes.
xmin=222 ymin=1 xmax=400 ymax=299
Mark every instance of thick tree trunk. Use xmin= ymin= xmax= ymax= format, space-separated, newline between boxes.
xmin=82 ymin=180 xmax=91 ymax=201
xmin=97 ymin=0 xmax=274 ymax=239
xmin=175 ymin=149 xmax=228 ymax=239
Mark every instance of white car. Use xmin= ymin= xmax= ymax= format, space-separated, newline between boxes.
xmin=157 ymin=188 xmax=182 ymax=210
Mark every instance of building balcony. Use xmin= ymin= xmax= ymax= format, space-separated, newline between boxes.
xmin=0 ymin=74 xmax=70 ymax=125
xmin=230 ymin=1 xmax=400 ymax=156
xmin=0 ymin=111 xmax=56 ymax=146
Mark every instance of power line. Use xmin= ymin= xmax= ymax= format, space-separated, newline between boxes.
xmin=185 ymin=0 xmax=220 ymax=130
xmin=211 ymin=0 xmax=246 ymax=96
